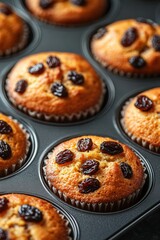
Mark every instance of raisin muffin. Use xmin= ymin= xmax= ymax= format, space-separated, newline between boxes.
xmin=6 ymin=52 xmax=104 ymax=122
xmin=121 ymin=87 xmax=160 ymax=153
xmin=0 ymin=194 xmax=69 ymax=240
xmin=0 ymin=113 xmax=30 ymax=177
xmin=91 ymin=18 xmax=160 ymax=76
xmin=0 ymin=2 xmax=29 ymax=56
xmin=25 ymin=0 xmax=107 ymax=26
xmin=44 ymin=135 xmax=145 ymax=211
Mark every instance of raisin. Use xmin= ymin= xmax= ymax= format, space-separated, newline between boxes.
xmin=0 ymin=120 xmax=12 ymax=134
xmin=0 ymin=228 xmax=8 ymax=240
xmin=0 ymin=5 xmax=12 ymax=15
xmin=14 ymin=79 xmax=28 ymax=94
xmin=134 ymin=95 xmax=153 ymax=111
xmin=129 ymin=56 xmax=146 ymax=68
xmin=77 ymin=138 xmax=93 ymax=152
xmin=0 ymin=140 xmax=12 ymax=160
xmin=56 ymin=149 xmax=73 ymax=164
xmin=100 ymin=141 xmax=123 ymax=155
xmin=120 ymin=162 xmax=133 ymax=179
xmin=152 ymin=35 xmax=160 ymax=51
xmin=51 ymin=82 xmax=68 ymax=98
xmin=39 ymin=0 xmax=53 ymax=9
xmin=78 ymin=178 xmax=100 ymax=193
xmin=121 ymin=27 xmax=138 ymax=47
xmin=28 ymin=63 xmax=45 ymax=75
xmin=18 ymin=204 xmax=43 ymax=222
xmin=94 ymin=28 xmax=107 ymax=39
xmin=81 ymin=160 xmax=99 ymax=175
xmin=46 ymin=56 xmax=61 ymax=68
xmin=67 ymin=71 xmax=84 ymax=85
xmin=70 ymin=0 xmax=85 ymax=6
xmin=136 ymin=17 xmax=156 ymax=26
xmin=0 ymin=197 xmax=8 ymax=213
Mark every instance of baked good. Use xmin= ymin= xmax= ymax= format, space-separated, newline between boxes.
xmin=0 ymin=113 xmax=29 ymax=177
xmin=0 ymin=2 xmax=29 ymax=56
xmin=44 ymin=135 xmax=145 ymax=211
xmin=121 ymin=87 xmax=160 ymax=153
xmin=6 ymin=52 xmax=104 ymax=122
xmin=0 ymin=194 xmax=69 ymax=239
xmin=25 ymin=0 xmax=107 ymax=26
xmin=91 ymin=18 xmax=160 ymax=76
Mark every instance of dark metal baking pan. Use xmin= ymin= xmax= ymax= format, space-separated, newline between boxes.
xmin=0 ymin=0 xmax=160 ymax=239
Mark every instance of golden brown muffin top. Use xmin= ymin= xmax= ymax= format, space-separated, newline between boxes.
xmin=0 ymin=3 xmax=25 ymax=53
xmin=0 ymin=113 xmax=27 ymax=171
xmin=0 ymin=194 xmax=68 ymax=240
xmin=91 ymin=19 xmax=160 ymax=75
xmin=7 ymin=52 xmax=103 ymax=117
xmin=122 ymin=87 xmax=160 ymax=148
xmin=25 ymin=0 xmax=107 ymax=25
xmin=46 ymin=135 xmax=144 ymax=203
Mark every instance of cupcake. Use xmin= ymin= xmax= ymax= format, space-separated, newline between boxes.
xmin=44 ymin=135 xmax=146 ymax=212
xmin=0 ymin=194 xmax=69 ymax=239
xmin=25 ymin=0 xmax=107 ymax=26
xmin=0 ymin=113 xmax=30 ymax=177
xmin=0 ymin=2 xmax=29 ymax=56
xmin=91 ymin=18 xmax=160 ymax=76
xmin=121 ymin=87 xmax=160 ymax=153
xmin=6 ymin=52 xmax=105 ymax=122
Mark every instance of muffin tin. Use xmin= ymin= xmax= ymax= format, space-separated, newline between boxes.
xmin=0 ymin=0 xmax=160 ymax=239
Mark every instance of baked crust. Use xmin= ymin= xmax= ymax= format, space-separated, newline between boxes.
xmin=0 ymin=113 xmax=27 ymax=173
xmin=0 ymin=3 xmax=25 ymax=53
xmin=91 ymin=19 xmax=160 ymax=75
xmin=7 ymin=52 xmax=103 ymax=117
xmin=0 ymin=194 xmax=68 ymax=240
xmin=46 ymin=135 xmax=144 ymax=203
xmin=122 ymin=87 xmax=160 ymax=148
xmin=25 ymin=0 xmax=107 ymax=25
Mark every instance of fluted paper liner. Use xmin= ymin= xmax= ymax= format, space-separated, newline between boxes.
xmin=121 ymin=98 xmax=160 ymax=153
xmin=42 ymin=152 xmax=147 ymax=212
xmin=0 ymin=116 xmax=31 ymax=177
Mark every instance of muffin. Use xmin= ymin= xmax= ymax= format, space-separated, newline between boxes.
xmin=6 ymin=52 xmax=105 ymax=122
xmin=121 ymin=87 xmax=160 ymax=153
xmin=91 ymin=18 xmax=160 ymax=76
xmin=0 ymin=194 xmax=69 ymax=240
xmin=0 ymin=2 xmax=29 ymax=56
xmin=25 ymin=0 xmax=107 ymax=26
xmin=0 ymin=113 xmax=30 ymax=177
xmin=44 ymin=135 xmax=146 ymax=211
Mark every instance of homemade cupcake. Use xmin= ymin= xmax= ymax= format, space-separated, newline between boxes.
xmin=44 ymin=135 xmax=146 ymax=212
xmin=25 ymin=0 xmax=107 ymax=26
xmin=0 ymin=2 xmax=29 ymax=56
xmin=91 ymin=18 xmax=160 ymax=76
xmin=0 ymin=194 xmax=69 ymax=239
xmin=6 ymin=52 xmax=105 ymax=122
xmin=0 ymin=113 xmax=30 ymax=177
xmin=121 ymin=87 xmax=160 ymax=153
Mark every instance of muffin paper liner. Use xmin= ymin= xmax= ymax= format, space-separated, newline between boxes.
xmin=121 ymin=99 xmax=160 ymax=153
xmin=92 ymin=52 xmax=159 ymax=78
xmin=0 ymin=117 xmax=31 ymax=177
xmin=57 ymin=210 xmax=73 ymax=240
xmin=0 ymin=22 xmax=29 ymax=57
xmin=42 ymin=153 xmax=147 ymax=212
xmin=6 ymin=80 xmax=106 ymax=123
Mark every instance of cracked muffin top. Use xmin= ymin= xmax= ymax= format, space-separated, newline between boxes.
xmin=0 ymin=194 xmax=69 ymax=240
xmin=0 ymin=2 xmax=27 ymax=56
xmin=25 ymin=0 xmax=107 ymax=26
xmin=121 ymin=87 xmax=160 ymax=152
xmin=91 ymin=18 xmax=160 ymax=76
xmin=45 ymin=135 xmax=144 ymax=204
xmin=6 ymin=52 xmax=104 ymax=122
